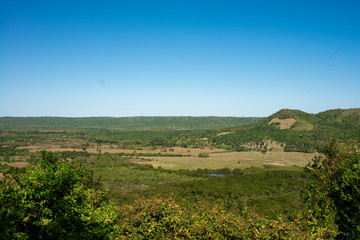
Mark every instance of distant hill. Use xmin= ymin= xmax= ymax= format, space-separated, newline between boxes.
xmin=266 ymin=108 xmax=360 ymax=131
xmin=0 ymin=116 xmax=264 ymax=130
xmin=208 ymin=108 xmax=360 ymax=152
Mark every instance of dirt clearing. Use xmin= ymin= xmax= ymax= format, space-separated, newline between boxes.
xmin=268 ymin=118 xmax=296 ymax=129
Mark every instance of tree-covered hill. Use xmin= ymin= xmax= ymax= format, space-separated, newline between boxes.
xmin=0 ymin=116 xmax=264 ymax=130
xmin=267 ymin=108 xmax=360 ymax=129
xmin=265 ymin=108 xmax=360 ymax=135
xmin=189 ymin=108 xmax=360 ymax=152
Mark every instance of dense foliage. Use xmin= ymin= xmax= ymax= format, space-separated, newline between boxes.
xmin=305 ymin=140 xmax=360 ymax=239
xmin=117 ymin=197 xmax=309 ymax=239
xmin=0 ymin=151 xmax=118 ymax=239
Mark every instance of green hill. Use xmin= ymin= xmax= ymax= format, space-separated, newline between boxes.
xmin=198 ymin=108 xmax=360 ymax=152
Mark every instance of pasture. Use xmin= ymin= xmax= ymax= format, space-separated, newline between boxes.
xmin=145 ymin=151 xmax=318 ymax=170
xmin=12 ymin=143 xmax=317 ymax=171
xmin=16 ymin=145 xmax=226 ymax=156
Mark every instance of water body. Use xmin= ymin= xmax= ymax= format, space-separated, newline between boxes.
xmin=208 ymin=173 xmax=225 ymax=177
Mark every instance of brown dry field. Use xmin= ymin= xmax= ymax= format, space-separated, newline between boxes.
xmin=10 ymin=145 xmax=318 ymax=171
xmin=8 ymin=162 xmax=28 ymax=167
xmin=144 ymin=151 xmax=319 ymax=170
xmin=0 ymin=161 xmax=28 ymax=168
xmin=16 ymin=145 xmax=227 ymax=156
xmin=0 ymin=162 xmax=28 ymax=180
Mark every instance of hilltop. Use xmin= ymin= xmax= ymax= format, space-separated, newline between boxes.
xmin=265 ymin=108 xmax=360 ymax=134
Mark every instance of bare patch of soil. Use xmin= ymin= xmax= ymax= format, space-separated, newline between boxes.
xmin=268 ymin=118 xmax=296 ymax=129
xmin=8 ymin=162 xmax=28 ymax=167
xmin=269 ymin=162 xmax=286 ymax=166
xmin=216 ymin=132 xmax=231 ymax=136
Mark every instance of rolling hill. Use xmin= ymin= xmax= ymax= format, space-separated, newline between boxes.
xmin=205 ymin=108 xmax=360 ymax=152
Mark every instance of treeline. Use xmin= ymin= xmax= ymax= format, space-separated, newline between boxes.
xmin=0 ymin=116 xmax=264 ymax=130
xmin=0 ymin=127 xmax=181 ymax=149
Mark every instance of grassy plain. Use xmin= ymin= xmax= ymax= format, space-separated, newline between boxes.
xmin=16 ymin=145 xmax=226 ymax=156
xmin=145 ymin=151 xmax=318 ymax=170
xmin=14 ymin=144 xmax=316 ymax=170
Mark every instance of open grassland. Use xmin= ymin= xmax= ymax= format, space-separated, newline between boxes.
xmin=16 ymin=145 xmax=226 ymax=156
xmin=12 ymin=144 xmax=316 ymax=170
xmin=291 ymin=119 xmax=314 ymax=131
xmin=145 ymin=151 xmax=318 ymax=170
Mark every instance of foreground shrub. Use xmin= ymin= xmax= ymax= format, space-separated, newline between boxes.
xmin=117 ymin=197 xmax=331 ymax=239
xmin=0 ymin=151 xmax=118 ymax=240
xmin=305 ymin=140 xmax=360 ymax=239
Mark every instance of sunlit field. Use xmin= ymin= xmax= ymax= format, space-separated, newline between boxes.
xmin=16 ymin=145 xmax=226 ymax=156
xmin=145 ymin=151 xmax=318 ymax=170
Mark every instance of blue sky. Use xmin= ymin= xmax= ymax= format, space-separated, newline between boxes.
xmin=1 ymin=0 xmax=359 ymax=117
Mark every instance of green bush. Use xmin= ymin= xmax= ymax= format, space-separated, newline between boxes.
xmin=305 ymin=140 xmax=360 ymax=239
xmin=0 ymin=151 xmax=118 ymax=240
xmin=117 ymin=197 xmax=329 ymax=239
xmin=198 ymin=153 xmax=209 ymax=158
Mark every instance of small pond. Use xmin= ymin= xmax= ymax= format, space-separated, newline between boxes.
xmin=208 ymin=173 xmax=225 ymax=177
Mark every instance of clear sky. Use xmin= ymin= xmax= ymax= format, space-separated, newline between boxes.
xmin=1 ymin=0 xmax=359 ymax=117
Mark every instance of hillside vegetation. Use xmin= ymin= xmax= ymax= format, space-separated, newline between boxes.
xmin=194 ymin=108 xmax=360 ymax=153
